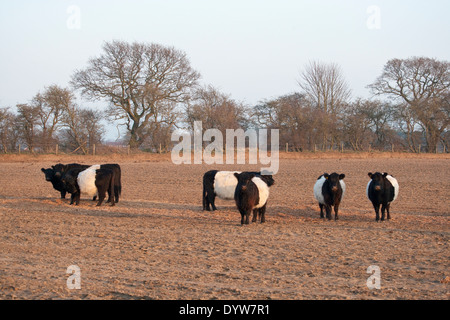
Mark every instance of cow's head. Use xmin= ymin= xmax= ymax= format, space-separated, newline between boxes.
xmin=324 ymin=173 xmax=345 ymax=192
xmin=41 ymin=167 xmax=56 ymax=181
xmin=61 ymin=171 xmax=78 ymax=194
xmin=259 ymin=174 xmax=275 ymax=187
xmin=234 ymin=172 xmax=257 ymax=191
xmin=52 ymin=164 xmax=67 ymax=178
xmin=368 ymin=172 xmax=387 ymax=191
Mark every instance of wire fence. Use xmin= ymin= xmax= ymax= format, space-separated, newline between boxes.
xmin=4 ymin=141 xmax=448 ymax=156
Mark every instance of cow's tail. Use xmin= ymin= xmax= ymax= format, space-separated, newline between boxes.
xmin=115 ymin=165 xmax=122 ymax=202
xmin=109 ymin=170 xmax=116 ymax=206
xmin=202 ymin=184 xmax=207 ymax=210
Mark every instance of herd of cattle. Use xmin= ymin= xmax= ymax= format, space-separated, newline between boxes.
xmin=40 ymin=163 xmax=399 ymax=224
xmin=41 ymin=163 xmax=121 ymax=207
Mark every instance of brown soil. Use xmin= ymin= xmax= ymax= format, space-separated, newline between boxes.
xmin=0 ymin=153 xmax=448 ymax=300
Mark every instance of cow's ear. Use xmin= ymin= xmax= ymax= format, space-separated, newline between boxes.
xmin=234 ymin=173 xmax=240 ymax=179
xmin=368 ymin=172 xmax=373 ymax=178
xmin=324 ymin=173 xmax=329 ymax=179
xmin=339 ymin=174 xmax=345 ymax=180
xmin=383 ymin=172 xmax=388 ymax=177
xmin=41 ymin=168 xmax=45 ymax=173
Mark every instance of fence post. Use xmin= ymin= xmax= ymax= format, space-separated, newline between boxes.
xmin=55 ymin=144 xmax=58 ymax=155
xmin=159 ymin=143 xmax=162 ymax=154
xmin=391 ymin=144 xmax=394 ymax=153
xmin=340 ymin=142 xmax=344 ymax=153
xmin=93 ymin=144 xmax=96 ymax=156
xmin=286 ymin=143 xmax=288 ymax=152
xmin=127 ymin=145 xmax=130 ymax=155
xmin=18 ymin=144 xmax=21 ymax=154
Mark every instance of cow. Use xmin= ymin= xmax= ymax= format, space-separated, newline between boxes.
xmin=94 ymin=163 xmax=122 ymax=203
xmin=41 ymin=163 xmax=89 ymax=198
xmin=41 ymin=163 xmax=121 ymax=203
xmin=366 ymin=172 xmax=399 ymax=222
xmin=62 ymin=165 xmax=116 ymax=206
xmin=202 ymin=170 xmax=262 ymax=211
xmin=233 ymin=172 xmax=275 ymax=225
xmin=313 ymin=173 xmax=346 ymax=220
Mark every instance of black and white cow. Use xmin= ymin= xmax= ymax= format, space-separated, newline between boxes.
xmin=366 ymin=172 xmax=399 ymax=222
xmin=233 ymin=172 xmax=275 ymax=225
xmin=42 ymin=163 xmax=121 ymax=203
xmin=62 ymin=165 xmax=116 ymax=206
xmin=313 ymin=173 xmax=346 ymax=220
xmin=202 ymin=170 xmax=262 ymax=211
xmin=41 ymin=163 xmax=89 ymax=198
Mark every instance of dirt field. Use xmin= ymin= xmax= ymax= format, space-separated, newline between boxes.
xmin=0 ymin=153 xmax=449 ymax=300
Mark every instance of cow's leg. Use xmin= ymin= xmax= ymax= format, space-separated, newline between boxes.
xmin=205 ymin=188 xmax=217 ymax=211
xmin=252 ymin=209 xmax=258 ymax=222
xmin=204 ymin=189 xmax=212 ymax=211
xmin=96 ymin=193 xmax=106 ymax=206
xmin=381 ymin=204 xmax=386 ymax=221
xmin=105 ymin=180 xmax=112 ymax=203
xmin=244 ymin=211 xmax=250 ymax=225
xmin=334 ymin=204 xmax=340 ymax=221
xmin=241 ymin=213 xmax=245 ymax=225
xmin=70 ymin=193 xmax=75 ymax=205
xmin=239 ymin=208 xmax=250 ymax=225
xmin=319 ymin=203 xmax=324 ymax=218
xmin=374 ymin=204 xmax=380 ymax=222
xmin=113 ymin=170 xmax=121 ymax=203
xmin=108 ymin=175 xmax=115 ymax=206
xmin=386 ymin=203 xmax=391 ymax=220
xmin=210 ymin=194 xmax=217 ymax=211
xmin=61 ymin=190 xmax=66 ymax=199
xmin=203 ymin=189 xmax=209 ymax=211
xmin=75 ymin=193 xmax=81 ymax=206
xmin=114 ymin=184 xmax=120 ymax=203
xmin=259 ymin=205 xmax=266 ymax=223
xmin=95 ymin=182 xmax=106 ymax=206
xmin=105 ymin=187 xmax=112 ymax=203
xmin=325 ymin=204 xmax=332 ymax=220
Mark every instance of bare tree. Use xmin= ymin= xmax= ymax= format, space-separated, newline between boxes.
xmin=31 ymin=85 xmax=66 ymax=151
xmin=185 ymin=85 xmax=249 ymax=140
xmin=139 ymin=100 xmax=180 ymax=151
xmin=368 ymin=57 xmax=450 ymax=152
xmin=340 ymin=101 xmax=373 ymax=151
xmin=71 ymin=40 xmax=200 ymax=148
xmin=80 ymin=108 xmax=105 ymax=151
xmin=253 ymin=93 xmax=319 ymax=151
xmin=16 ymin=104 xmax=41 ymax=152
xmin=0 ymin=107 xmax=19 ymax=153
xmin=298 ymin=61 xmax=351 ymax=114
xmin=298 ymin=61 xmax=351 ymax=149
xmin=60 ymin=101 xmax=104 ymax=155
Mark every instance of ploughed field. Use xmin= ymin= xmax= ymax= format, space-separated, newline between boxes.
xmin=0 ymin=154 xmax=449 ymax=300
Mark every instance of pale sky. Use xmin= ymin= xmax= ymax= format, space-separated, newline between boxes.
xmin=1 ymin=0 xmax=449 ymax=139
